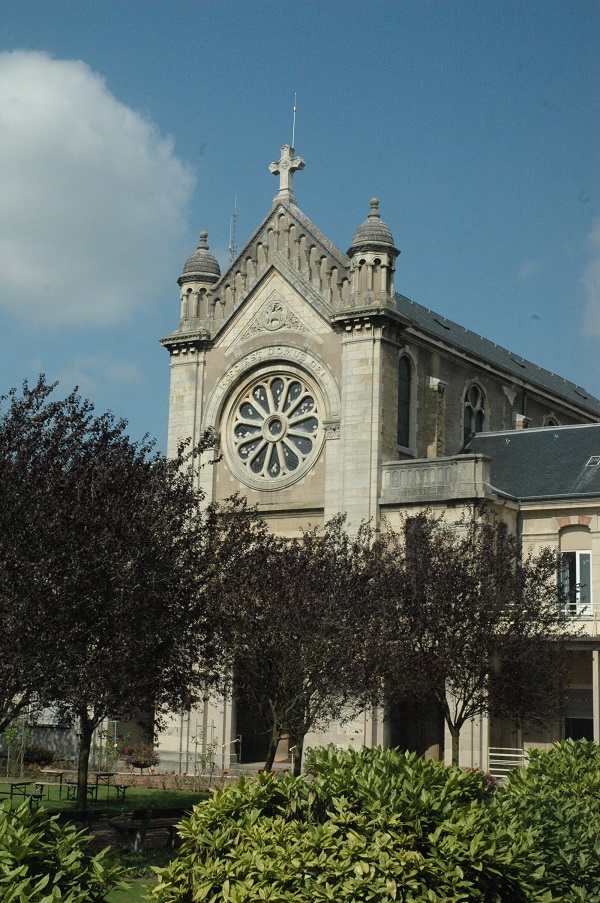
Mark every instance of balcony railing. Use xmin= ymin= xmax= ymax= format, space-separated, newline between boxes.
xmin=380 ymin=454 xmax=494 ymax=505
xmin=563 ymin=602 xmax=599 ymax=619
xmin=559 ymin=602 xmax=600 ymax=638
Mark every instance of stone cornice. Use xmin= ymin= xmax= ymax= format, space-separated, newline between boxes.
xmin=332 ymin=306 xmax=411 ymax=330
xmin=159 ymin=329 xmax=211 ymax=353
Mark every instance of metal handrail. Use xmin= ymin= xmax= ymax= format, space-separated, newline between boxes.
xmin=488 ymin=746 xmax=526 ymax=781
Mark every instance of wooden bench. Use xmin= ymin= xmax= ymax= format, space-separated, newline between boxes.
xmin=112 ymin=783 xmax=127 ymax=802
xmin=28 ymin=786 xmax=44 ymax=811
xmin=64 ymin=780 xmax=127 ymax=803
xmin=111 ymin=808 xmax=188 ymax=853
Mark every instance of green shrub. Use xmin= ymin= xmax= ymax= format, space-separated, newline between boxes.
xmin=154 ymin=742 xmax=600 ymax=902
xmin=0 ymin=801 xmax=124 ymax=902
xmin=495 ymin=739 xmax=600 ymax=901
xmin=154 ymin=747 xmax=540 ymax=902
xmin=507 ymin=737 xmax=600 ymax=791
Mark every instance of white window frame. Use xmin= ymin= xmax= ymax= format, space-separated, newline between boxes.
xmin=560 ymin=550 xmax=592 ymax=618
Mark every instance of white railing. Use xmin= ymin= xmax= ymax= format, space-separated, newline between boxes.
xmin=562 ymin=602 xmax=600 ymax=620
xmin=560 ymin=604 xmax=600 ymax=639
xmin=488 ymin=747 xmax=527 ymax=782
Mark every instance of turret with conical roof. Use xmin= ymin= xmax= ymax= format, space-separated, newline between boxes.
xmin=177 ymin=231 xmax=221 ymax=324
xmin=346 ymin=199 xmax=400 ymax=308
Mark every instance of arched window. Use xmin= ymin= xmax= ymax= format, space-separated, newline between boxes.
xmin=372 ymin=257 xmax=382 ymax=294
xmin=397 ymin=356 xmax=412 ymax=449
xmin=358 ymin=258 xmax=368 ymax=292
xmin=463 ymin=384 xmax=485 ymax=442
xmin=544 ymin=415 xmax=559 ymax=427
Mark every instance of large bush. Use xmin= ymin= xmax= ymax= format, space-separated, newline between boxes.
xmin=0 ymin=802 xmax=124 ymax=902
xmin=498 ymin=739 xmax=600 ymax=900
xmin=154 ymin=746 xmax=544 ymax=902
xmin=155 ymin=742 xmax=600 ymax=902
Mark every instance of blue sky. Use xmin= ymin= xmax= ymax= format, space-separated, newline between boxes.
xmin=0 ymin=1 xmax=598 ymax=451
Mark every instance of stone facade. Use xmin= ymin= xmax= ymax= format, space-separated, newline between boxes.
xmin=157 ymin=146 xmax=600 ymax=772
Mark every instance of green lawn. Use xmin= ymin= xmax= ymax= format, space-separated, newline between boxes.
xmin=0 ymin=783 xmax=210 ymax=814
xmin=107 ymin=878 xmax=154 ymax=903
xmin=1 ymin=780 xmax=205 ymax=901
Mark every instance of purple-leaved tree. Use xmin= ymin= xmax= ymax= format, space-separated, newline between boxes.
xmin=0 ymin=377 xmax=221 ymax=809
xmin=377 ymin=510 xmax=575 ymax=765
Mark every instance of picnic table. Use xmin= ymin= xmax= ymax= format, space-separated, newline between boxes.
xmin=36 ymin=769 xmax=65 ymax=800
xmin=6 ymin=780 xmax=36 ymax=800
xmin=0 ymin=779 xmax=41 ymax=808
xmin=64 ymin=772 xmax=127 ymax=802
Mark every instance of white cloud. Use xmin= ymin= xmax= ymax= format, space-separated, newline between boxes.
xmin=517 ymin=260 xmax=539 ymax=280
xmin=55 ymin=354 xmax=144 ymax=399
xmin=0 ymin=51 xmax=194 ymax=327
xmin=582 ymin=220 xmax=600 ymax=336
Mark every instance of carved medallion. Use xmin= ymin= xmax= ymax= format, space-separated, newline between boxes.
xmin=262 ymin=300 xmax=288 ymax=331
xmin=240 ymin=298 xmax=305 ymax=340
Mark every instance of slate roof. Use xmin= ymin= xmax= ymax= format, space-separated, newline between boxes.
xmin=463 ymin=424 xmax=600 ymax=500
xmin=395 ymin=293 xmax=600 ymax=417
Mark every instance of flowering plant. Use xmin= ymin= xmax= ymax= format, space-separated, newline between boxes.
xmin=464 ymin=766 xmax=500 ymax=794
xmin=24 ymin=744 xmax=56 ymax=767
xmin=121 ymin=744 xmax=160 ymax=771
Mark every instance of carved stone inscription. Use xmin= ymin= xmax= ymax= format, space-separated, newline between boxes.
xmin=219 ymin=347 xmax=327 ymax=391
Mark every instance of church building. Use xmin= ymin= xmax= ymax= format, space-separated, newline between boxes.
xmin=157 ymin=145 xmax=600 ymax=773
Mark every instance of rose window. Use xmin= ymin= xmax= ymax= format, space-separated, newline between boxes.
xmin=231 ymin=374 xmax=321 ymax=483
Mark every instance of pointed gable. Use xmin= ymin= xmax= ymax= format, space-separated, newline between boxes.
xmin=211 ymin=203 xmax=351 ymax=335
xmin=162 ymin=203 xmax=352 ymax=348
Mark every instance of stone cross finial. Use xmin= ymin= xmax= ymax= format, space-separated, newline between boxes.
xmin=269 ymin=145 xmax=305 ymax=206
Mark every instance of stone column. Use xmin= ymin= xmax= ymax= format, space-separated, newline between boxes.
xmin=165 ymin=343 xmax=214 ymax=502
xmin=480 ymin=714 xmax=490 ymax=772
xmin=323 ymin=421 xmax=342 ymax=523
xmin=425 ymin=377 xmax=448 ymax=458
xmin=593 ymin=649 xmax=600 ymax=745
xmin=338 ymin=319 xmax=383 ymax=529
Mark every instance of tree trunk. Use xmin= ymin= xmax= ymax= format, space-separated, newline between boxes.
xmin=263 ymin=723 xmax=281 ymax=772
xmin=290 ymin=734 xmax=304 ymax=777
xmin=76 ymin=713 xmax=95 ymax=812
xmin=450 ymin=723 xmax=461 ymax=767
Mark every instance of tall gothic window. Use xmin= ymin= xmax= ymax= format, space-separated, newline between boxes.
xmin=397 ymin=356 xmax=411 ymax=448
xmin=463 ymin=384 xmax=485 ymax=442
